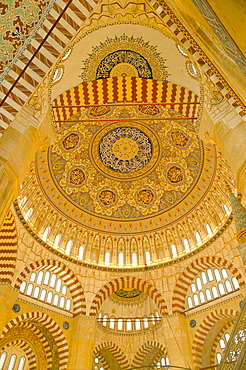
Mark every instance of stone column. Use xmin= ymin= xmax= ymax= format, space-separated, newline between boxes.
xmin=67 ymin=316 xmax=97 ymax=370
xmin=163 ymin=315 xmax=194 ymax=369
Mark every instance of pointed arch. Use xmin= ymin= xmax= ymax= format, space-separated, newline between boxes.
xmin=172 ymin=256 xmax=245 ymax=313
xmin=192 ymin=308 xmax=238 ymax=370
xmin=1 ymin=312 xmax=69 ymax=370
xmin=132 ymin=340 xmax=167 ymax=368
xmin=94 ymin=341 xmax=130 ymax=369
xmin=2 ymin=339 xmax=36 ymax=370
xmin=14 ymin=259 xmax=86 ymax=315
xmin=0 ymin=211 xmax=18 ymax=283
xmin=89 ymin=276 xmax=167 ymax=316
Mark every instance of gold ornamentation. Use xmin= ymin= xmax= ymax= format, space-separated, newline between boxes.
xmin=69 ymin=168 xmax=85 ymax=185
xmin=167 ymin=166 xmax=183 ymax=183
xmin=62 ymin=133 xmax=80 ymax=150
xmin=90 ymin=106 xmax=111 ymax=117
xmin=98 ymin=126 xmax=152 ymax=174
xmin=110 ymin=62 xmax=138 ymax=77
xmin=112 ymin=138 xmax=139 ymax=160
xmin=138 ymin=105 xmax=160 ymax=116
xmin=99 ymin=189 xmax=117 ymax=206
xmin=170 ymin=130 xmax=189 ymax=147
xmin=137 ymin=189 xmax=154 ymax=205
xmin=80 ymin=34 xmax=168 ymax=83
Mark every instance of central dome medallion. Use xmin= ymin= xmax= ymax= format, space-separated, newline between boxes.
xmin=90 ymin=122 xmax=159 ymax=180
xmin=99 ymin=127 xmax=152 ymax=172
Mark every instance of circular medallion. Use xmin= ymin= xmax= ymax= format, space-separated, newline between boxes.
xmin=99 ymin=189 xmax=117 ymax=206
xmin=69 ymin=168 xmax=85 ymax=186
xmin=91 ymin=122 xmax=160 ymax=180
xmin=137 ymin=189 xmax=155 ymax=205
xmin=62 ymin=133 xmax=80 ymax=150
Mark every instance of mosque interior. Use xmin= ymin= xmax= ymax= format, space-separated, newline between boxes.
xmin=0 ymin=0 xmax=246 ymax=369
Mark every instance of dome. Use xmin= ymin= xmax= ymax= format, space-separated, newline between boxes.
xmin=17 ymin=30 xmax=235 ymax=270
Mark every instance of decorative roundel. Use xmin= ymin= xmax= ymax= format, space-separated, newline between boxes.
xmin=190 ymin=319 xmax=196 ymax=328
xmin=90 ymin=122 xmax=160 ymax=181
xmin=98 ymin=189 xmax=117 ymax=206
xmin=63 ymin=321 xmax=70 ymax=330
xmin=89 ymin=106 xmax=111 ymax=118
xmin=12 ymin=304 xmax=21 ymax=313
xmin=99 ymin=127 xmax=152 ymax=173
xmin=166 ymin=165 xmax=183 ymax=184
xmin=69 ymin=168 xmax=85 ymax=186
xmin=137 ymin=188 xmax=155 ymax=205
xmin=62 ymin=133 xmax=80 ymax=150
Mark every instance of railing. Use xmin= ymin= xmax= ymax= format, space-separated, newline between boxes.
xmin=217 ymin=297 xmax=246 ymax=370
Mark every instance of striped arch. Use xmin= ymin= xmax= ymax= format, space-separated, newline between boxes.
xmin=1 ymin=312 xmax=69 ymax=370
xmin=210 ymin=320 xmax=235 ymax=365
xmin=94 ymin=341 xmax=130 ymax=369
xmin=132 ymin=341 xmax=167 ymax=368
xmin=0 ymin=211 xmax=18 ymax=283
xmin=89 ymin=277 xmax=167 ymax=317
xmin=14 ymin=259 xmax=86 ymax=315
xmin=192 ymin=308 xmax=238 ymax=370
xmin=172 ymin=256 xmax=245 ymax=313
xmin=2 ymin=335 xmax=40 ymax=370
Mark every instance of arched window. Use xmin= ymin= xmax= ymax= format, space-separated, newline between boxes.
xmin=222 ymin=204 xmax=230 ymax=216
xmin=105 ymin=251 xmax=111 ymax=265
xmin=24 ymin=208 xmax=33 ymax=221
xmin=53 ymin=234 xmax=61 ymax=249
xmin=53 ymin=294 xmax=59 ymax=306
xmin=195 ymin=231 xmax=202 ymax=245
xmin=27 ymin=283 xmax=33 ymax=296
xmin=78 ymin=246 xmax=85 ymax=260
xmin=109 ymin=318 xmax=115 ymax=329
xmin=171 ymin=244 xmax=177 ymax=258
xmin=199 ymin=291 xmax=205 ymax=303
xmin=33 ymin=286 xmax=40 ymax=298
xmin=40 ymin=289 xmax=46 ymax=301
xmin=183 ymin=238 xmax=190 ymax=252
xmin=60 ymin=296 xmax=65 ymax=308
xmin=103 ymin=314 xmax=108 ymax=327
xmin=19 ymin=196 xmax=27 ymax=207
xmin=8 ymin=355 xmax=17 ymax=370
xmin=205 ymin=223 xmax=213 ymax=237
xmin=65 ymin=240 xmax=73 ymax=255
xmin=212 ymin=286 xmax=219 ymax=298
xmin=196 ymin=277 xmax=202 ymax=290
xmin=205 ymin=289 xmax=212 ymax=301
xmin=126 ymin=319 xmax=132 ymax=331
xmin=30 ymin=272 xmax=36 ymax=282
xmin=214 ymin=269 xmax=221 ymax=281
xmin=20 ymin=281 xmax=26 ymax=293
xmin=145 ymin=251 xmax=151 ymax=265
xmin=225 ymin=280 xmax=233 ymax=292
xmin=220 ymin=338 xmax=226 ymax=349
xmin=187 ymin=296 xmax=193 ymax=308
xmin=201 ymin=271 xmax=208 ymax=284
xmin=135 ymin=318 xmax=141 ymax=330
xmin=118 ymin=319 xmax=123 ymax=330
xmin=193 ymin=294 xmax=199 ymax=305
xmin=0 ymin=352 xmax=7 ymax=370
xmin=37 ymin=271 xmax=44 ymax=285
xmin=232 ymin=277 xmax=240 ymax=289
xmin=50 ymin=274 xmax=56 ymax=288
xmin=216 ymin=352 xmax=222 ymax=364
xmin=143 ymin=317 xmax=149 ymax=329
xmin=218 ymin=283 xmax=225 ymax=295
xmin=43 ymin=271 xmax=50 ymax=285
xmin=42 ymin=227 xmax=50 ymax=242
xmin=17 ymin=357 xmax=26 ymax=370
xmin=47 ymin=291 xmax=53 ymax=303
xmin=191 ymin=283 xmax=196 ymax=293
xmin=66 ymin=299 xmax=71 ymax=311
xmin=56 ymin=278 xmax=62 ymax=292
xmin=132 ymin=252 xmax=137 ymax=266
xmin=118 ymin=252 xmax=124 ymax=266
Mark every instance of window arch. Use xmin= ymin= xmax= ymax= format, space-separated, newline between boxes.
xmin=186 ymin=268 xmax=240 ymax=309
xmin=0 ymin=352 xmax=7 ymax=370
xmin=53 ymin=234 xmax=61 ymax=249
xmin=183 ymin=238 xmax=190 ymax=252
xmin=78 ymin=246 xmax=84 ymax=260
xmin=65 ymin=240 xmax=73 ymax=255
xmin=24 ymin=208 xmax=33 ymax=221
xmin=42 ymin=227 xmax=50 ymax=242
xmin=19 ymin=269 xmax=73 ymax=312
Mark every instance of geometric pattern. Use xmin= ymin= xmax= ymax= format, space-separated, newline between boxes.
xmin=172 ymin=256 xmax=245 ymax=313
xmin=192 ymin=308 xmax=239 ymax=370
xmin=52 ymin=77 xmax=200 ymax=132
xmin=1 ymin=312 xmax=69 ymax=370
xmin=89 ymin=276 xmax=168 ymax=316
xmin=0 ymin=0 xmax=96 ymax=135
xmin=14 ymin=259 xmax=86 ymax=316
xmin=0 ymin=211 xmax=18 ymax=283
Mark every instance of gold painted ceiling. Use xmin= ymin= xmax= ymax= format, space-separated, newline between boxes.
xmin=17 ymin=0 xmax=237 ymax=269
